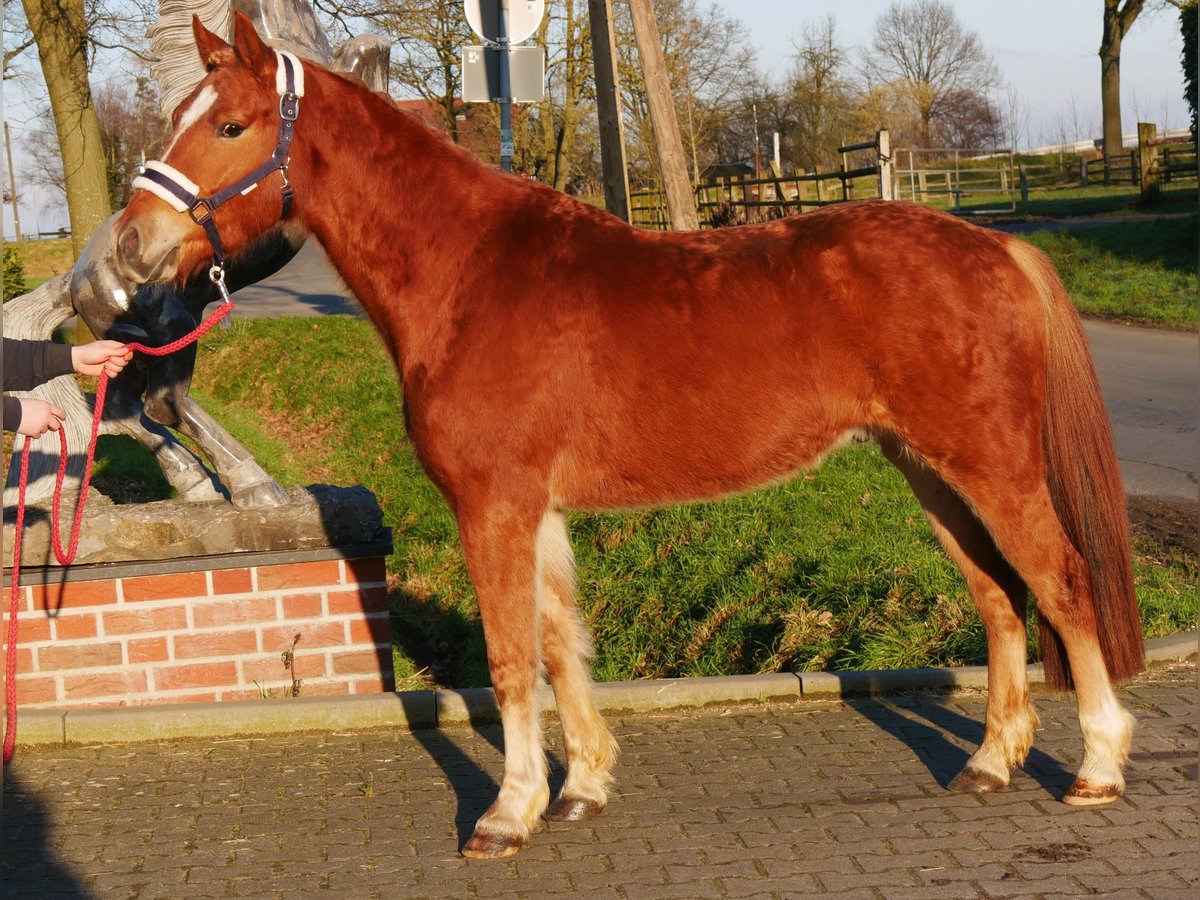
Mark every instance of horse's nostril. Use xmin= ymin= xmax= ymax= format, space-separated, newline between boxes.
xmin=118 ymin=223 xmax=141 ymax=264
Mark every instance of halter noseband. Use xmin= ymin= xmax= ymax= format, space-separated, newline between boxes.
xmin=132 ymin=50 xmax=304 ymax=292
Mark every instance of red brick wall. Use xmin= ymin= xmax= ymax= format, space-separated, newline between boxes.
xmin=9 ymin=556 xmax=393 ymax=708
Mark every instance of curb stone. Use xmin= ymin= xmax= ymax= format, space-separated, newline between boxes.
xmin=9 ymin=631 xmax=1195 ymax=749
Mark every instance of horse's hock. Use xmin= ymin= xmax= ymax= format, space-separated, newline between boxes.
xmin=2 ymin=484 xmax=395 ymax=707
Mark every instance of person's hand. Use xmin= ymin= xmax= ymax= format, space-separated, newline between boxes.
xmin=17 ymin=399 xmax=66 ymax=438
xmin=72 ymin=340 xmax=133 ymax=378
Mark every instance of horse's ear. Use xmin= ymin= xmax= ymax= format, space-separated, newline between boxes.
xmin=192 ymin=15 xmax=231 ymax=70
xmin=231 ymin=11 xmax=273 ymax=76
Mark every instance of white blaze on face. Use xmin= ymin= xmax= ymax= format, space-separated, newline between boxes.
xmin=164 ymin=85 xmax=219 ymax=157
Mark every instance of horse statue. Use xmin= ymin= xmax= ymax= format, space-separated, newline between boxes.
xmin=114 ymin=14 xmax=1146 ymax=859
xmin=3 ymin=0 xmax=388 ymax=510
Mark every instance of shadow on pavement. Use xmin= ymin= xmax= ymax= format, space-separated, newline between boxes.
xmin=2 ymin=770 xmax=91 ymax=897
xmin=396 ymin=692 xmax=568 ymax=852
xmin=847 ymin=694 xmax=1075 ymax=796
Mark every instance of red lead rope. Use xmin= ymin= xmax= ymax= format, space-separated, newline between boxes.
xmin=3 ymin=297 xmax=236 ymax=765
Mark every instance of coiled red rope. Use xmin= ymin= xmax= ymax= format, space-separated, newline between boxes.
xmin=3 ymin=297 xmax=235 ymax=764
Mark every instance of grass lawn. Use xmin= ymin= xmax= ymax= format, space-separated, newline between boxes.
xmin=1017 ymin=216 xmax=1198 ymax=330
xmin=160 ymin=317 xmax=1195 ymax=689
xmin=10 ymin=236 xmax=73 ymax=291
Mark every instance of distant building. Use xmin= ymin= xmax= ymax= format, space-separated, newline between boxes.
xmin=699 ymin=162 xmax=755 ymax=184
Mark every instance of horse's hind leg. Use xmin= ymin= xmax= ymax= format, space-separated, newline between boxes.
xmin=977 ymin=492 xmax=1135 ymax=804
xmin=881 ymin=436 xmax=1038 ymax=792
xmin=456 ymin=500 xmax=550 ymax=859
xmin=895 ymin=440 xmax=1134 ymax=804
xmin=535 ymin=511 xmax=618 ymax=822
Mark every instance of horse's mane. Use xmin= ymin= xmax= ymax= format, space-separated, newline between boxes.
xmin=149 ymin=0 xmax=335 ymax=118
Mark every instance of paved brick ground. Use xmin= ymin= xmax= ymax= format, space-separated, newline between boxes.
xmin=3 ymin=662 xmax=1195 ymax=898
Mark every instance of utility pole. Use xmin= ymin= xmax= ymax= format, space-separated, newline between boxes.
xmin=497 ymin=0 xmax=513 ymax=173
xmin=587 ymin=0 xmax=630 ymax=221
xmin=627 ymin=0 xmax=698 ymax=231
xmin=4 ymin=121 xmax=22 ymax=241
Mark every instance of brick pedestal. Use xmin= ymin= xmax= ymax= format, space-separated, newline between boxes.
xmin=6 ymin=550 xmax=394 ymax=708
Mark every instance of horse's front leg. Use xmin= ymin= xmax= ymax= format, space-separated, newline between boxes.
xmin=457 ymin=498 xmax=550 ymax=859
xmin=536 ymin=510 xmax=618 ymax=821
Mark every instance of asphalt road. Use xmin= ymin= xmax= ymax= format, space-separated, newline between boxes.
xmin=225 ymin=240 xmax=1197 ymax=503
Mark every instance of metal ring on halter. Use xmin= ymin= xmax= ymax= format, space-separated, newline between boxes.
xmin=209 ymin=264 xmax=232 ymax=303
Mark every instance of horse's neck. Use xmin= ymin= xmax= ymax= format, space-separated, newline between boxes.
xmin=296 ymin=70 xmax=504 ymax=371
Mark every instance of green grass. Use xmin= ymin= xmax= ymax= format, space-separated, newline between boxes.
xmin=1018 ymin=216 xmax=1197 ymax=329
xmin=147 ymin=317 xmax=1196 ymax=689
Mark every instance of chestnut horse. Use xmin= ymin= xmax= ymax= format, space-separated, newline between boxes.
xmin=115 ymin=15 xmax=1144 ymax=858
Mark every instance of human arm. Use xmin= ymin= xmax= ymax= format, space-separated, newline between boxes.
xmin=2 ymin=338 xmax=75 ymax=391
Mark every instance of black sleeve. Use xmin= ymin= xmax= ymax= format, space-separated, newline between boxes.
xmin=3 ymin=395 xmax=22 ymax=432
xmin=2 ymin=338 xmax=74 ymax=391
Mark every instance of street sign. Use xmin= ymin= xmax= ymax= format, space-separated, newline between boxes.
xmin=464 ymin=0 xmax=545 ymax=45
xmin=462 ymin=45 xmax=546 ymax=103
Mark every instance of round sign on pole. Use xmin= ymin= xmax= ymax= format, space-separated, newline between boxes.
xmin=464 ymin=0 xmax=545 ymax=45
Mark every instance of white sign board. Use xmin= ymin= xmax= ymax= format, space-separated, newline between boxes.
xmin=462 ymin=45 xmax=546 ymax=103
xmin=464 ymin=0 xmax=545 ymax=44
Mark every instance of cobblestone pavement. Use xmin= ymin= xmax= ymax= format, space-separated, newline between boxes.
xmin=3 ymin=662 xmax=1195 ymax=899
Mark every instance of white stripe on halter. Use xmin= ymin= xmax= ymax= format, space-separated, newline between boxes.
xmin=275 ymin=51 xmax=305 ymax=98
xmin=132 ymin=161 xmax=201 ymax=213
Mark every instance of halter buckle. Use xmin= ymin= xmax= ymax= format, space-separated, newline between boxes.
xmin=189 ymin=198 xmax=214 ymax=225
xmin=280 ymin=92 xmax=300 ymax=122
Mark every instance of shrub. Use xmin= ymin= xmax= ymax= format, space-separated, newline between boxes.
xmin=3 ymin=243 xmax=26 ymax=302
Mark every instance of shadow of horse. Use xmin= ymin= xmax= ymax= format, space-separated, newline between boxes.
xmin=843 ymin=691 xmax=1075 ymax=798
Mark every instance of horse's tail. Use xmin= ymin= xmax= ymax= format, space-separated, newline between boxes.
xmin=1006 ymin=238 xmax=1144 ymax=690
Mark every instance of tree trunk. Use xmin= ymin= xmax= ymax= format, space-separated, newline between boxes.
xmin=1099 ymin=0 xmax=1144 ymax=181
xmin=628 ymin=0 xmax=698 ymax=231
xmin=588 ymin=0 xmax=629 ymax=220
xmin=22 ymin=0 xmax=112 ymax=262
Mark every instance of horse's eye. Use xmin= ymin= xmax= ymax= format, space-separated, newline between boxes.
xmin=219 ymin=122 xmax=245 ymax=138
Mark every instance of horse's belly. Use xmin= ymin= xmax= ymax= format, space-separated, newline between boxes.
xmin=558 ymin=415 xmax=864 ymax=512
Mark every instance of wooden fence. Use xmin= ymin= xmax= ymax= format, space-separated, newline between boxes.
xmin=630 ymin=130 xmax=893 ymax=230
xmin=894 ymin=147 xmax=1017 ymax=214
xmin=1136 ymin=125 xmax=1196 ymax=199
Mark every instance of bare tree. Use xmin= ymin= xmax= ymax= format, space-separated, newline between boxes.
xmin=519 ymin=0 xmax=596 ymax=190
xmin=20 ymin=0 xmax=113 ymax=259
xmin=1099 ymin=0 xmax=1145 ymax=164
xmin=7 ymin=0 xmax=156 ymax=255
xmin=315 ymin=0 xmax=472 ymax=140
xmin=615 ymin=0 xmax=755 ymax=185
xmin=862 ymin=0 xmax=1000 ymax=148
xmin=1100 ymin=1 xmax=1187 ymax=167
xmin=20 ymin=75 xmax=165 ymax=210
xmin=787 ymin=15 xmax=857 ymax=171
xmin=997 ymin=84 xmax=1030 ymax=151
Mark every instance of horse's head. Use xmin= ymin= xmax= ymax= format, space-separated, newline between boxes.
xmin=115 ymin=13 xmax=300 ymax=287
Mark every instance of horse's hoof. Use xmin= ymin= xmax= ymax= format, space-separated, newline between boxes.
xmin=461 ymin=831 xmax=525 ymax=859
xmin=1063 ymin=779 xmax=1123 ymax=806
xmin=948 ymin=766 xmax=1008 ymax=794
xmin=544 ymin=796 xmax=606 ymax=822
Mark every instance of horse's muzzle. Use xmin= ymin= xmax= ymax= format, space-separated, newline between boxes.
xmin=114 ymin=219 xmax=181 ymax=285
